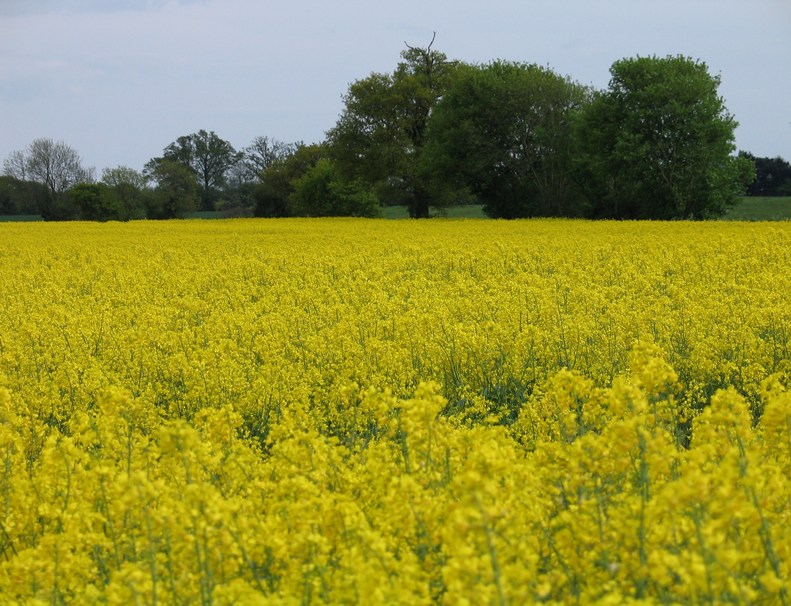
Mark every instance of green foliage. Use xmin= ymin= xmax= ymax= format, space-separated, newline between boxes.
xmin=9 ymin=53 xmax=769 ymax=223
xmin=146 ymin=130 xmax=240 ymax=211
xmin=101 ymin=166 xmax=147 ymax=220
xmin=218 ymin=182 xmax=257 ymax=214
xmin=741 ymin=152 xmax=791 ymax=196
xmin=0 ymin=215 xmax=43 ymax=222
xmin=290 ymin=159 xmax=380 ymax=217
xmin=68 ymin=183 xmax=121 ymax=221
xmin=253 ymin=144 xmax=323 ymax=218
xmin=101 ymin=165 xmax=146 ymax=190
xmin=574 ymin=55 xmax=752 ymax=219
xmin=145 ymin=159 xmax=199 ymax=219
xmin=425 ymin=61 xmax=590 ymax=218
xmin=4 ymin=138 xmax=93 ymax=221
xmin=0 ymin=176 xmax=49 ymax=215
xmin=37 ymin=190 xmax=81 ymax=221
xmin=327 ymin=36 xmax=463 ymax=218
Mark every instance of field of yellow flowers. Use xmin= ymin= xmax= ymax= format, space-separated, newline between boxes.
xmin=0 ymin=218 xmax=790 ymax=604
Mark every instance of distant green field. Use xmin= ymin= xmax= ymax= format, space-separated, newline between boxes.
xmin=184 ymin=210 xmax=224 ymax=219
xmin=385 ymin=198 xmax=791 ymax=220
xmin=380 ymin=204 xmax=486 ymax=219
xmin=0 ymin=215 xmax=43 ymax=222
xmin=388 ymin=198 xmax=791 ymax=221
xmin=722 ymin=197 xmax=791 ymax=221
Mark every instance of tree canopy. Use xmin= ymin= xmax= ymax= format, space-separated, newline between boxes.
xmin=253 ymin=143 xmax=323 ymax=218
xmin=146 ymin=130 xmax=241 ymax=211
xmin=0 ymin=176 xmax=48 ymax=215
xmin=327 ymin=34 xmax=462 ymax=218
xmin=145 ymin=159 xmax=199 ymax=219
xmin=424 ymin=61 xmax=590 ymax=218
xmin=100 ymin=166 xmax=148 ymax=220
xmin=3 ymin=138 xmax=93 ymax=219
xmin=69 ymin=183 xmax=120 ymax=222
xmin=291 ymin=158 xmax=379 ymax=218
xmin=574 ymin=55 xmax=754 ymax=219
xmin=3 ymin=48 xmax=774 ymax=222
xmin=331 ymin=50 xmax=755 ymax=220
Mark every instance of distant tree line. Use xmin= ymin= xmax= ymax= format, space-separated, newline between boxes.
xmin=739 ymin=152 xmax=791 ymax=197
xmin=2 ymin=42 xmax=781 ymax=221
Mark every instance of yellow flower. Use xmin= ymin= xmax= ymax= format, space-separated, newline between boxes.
xmin=0 ymin=218 xmax=789 ymax=602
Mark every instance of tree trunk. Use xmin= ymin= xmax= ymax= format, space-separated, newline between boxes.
xmin=409 ymin=188 xmax=431 ymax=218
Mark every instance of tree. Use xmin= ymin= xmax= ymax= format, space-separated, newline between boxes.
xmin=68 ymin=183 xmax=121 ymax=221
xmin=243 ymin=136 xmax=298 ymax=178
xmin=327 ymin=34 xmax=462 ymax=218
xmin=101 ymin=166 xmax=147 ymax=220
xmin=741 ymin=152 xmax=791 ymax=196
xmin=220 ymin=137 xmax=300 ymax=213
xmin=290 ymin=158 xmax=380 ymax=217
xmin=3 ymin=150 xmax=28 ymax=181
xmin=102 ymin=165 xmax=146 ymax=190
xmin=146 ymin=130 xmax=240 ymax=211
xmin=25 ymin=138 xmax=93 ymax=196
xmin=253 ymin=144 xmax=323 ymax=218
xmin=0 ymin=176 xmax=49 ymax=215
xmin=574 ymin=55 xmax=754 ymax=219
xmin=145 ymin=159 xmax=199 ymax=219
xmin=3 ymin=138 xmax=94 ymax=219
xmin=424 ymin=61 xmax=591 ymax=218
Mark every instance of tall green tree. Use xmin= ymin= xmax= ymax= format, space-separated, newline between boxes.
xmin=424 ymin=61 xmax=591 ymax=218
xmin=327 ymin=34 xmax=462 ymax=218
xmin=146 ymin=130 xmax=240 ymax=211
xmin=574 ymin=55 xmax=754 ymax=219
xmin=145 ymin=159 xmax=199 ymax=219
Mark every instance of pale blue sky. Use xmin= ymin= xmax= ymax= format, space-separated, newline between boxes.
xmin=1 ymin=0 xmax=789 ymax=174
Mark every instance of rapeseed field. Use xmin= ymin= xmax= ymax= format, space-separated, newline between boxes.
xmin=0 ymin=218 xmax=789 ymax=604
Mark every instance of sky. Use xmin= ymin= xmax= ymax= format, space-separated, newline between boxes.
xmin=1 ymin=0 xmax=789 ymax=176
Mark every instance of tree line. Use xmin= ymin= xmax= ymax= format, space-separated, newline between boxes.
xmin=2 ymin=41 xmax=786 ymax=221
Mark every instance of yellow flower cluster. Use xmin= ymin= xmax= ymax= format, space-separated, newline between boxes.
xmin=0 ymin=218 xmax=789 ymax=604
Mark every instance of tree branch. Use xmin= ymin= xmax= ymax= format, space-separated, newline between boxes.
xmin=404 ymin=31 xmax=436 ymax=53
